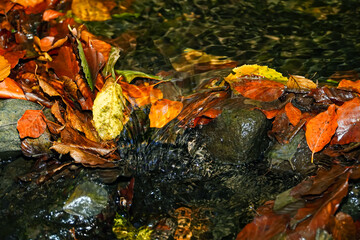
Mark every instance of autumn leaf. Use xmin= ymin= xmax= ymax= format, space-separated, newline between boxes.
xmin=258 ymin=108 xmax=280 ymax=119
xmin=17 ymin=110 xmax=47 ymax=138
xmin=81 ymin=30 xmax=112 ymax=62
xmin=149 ymin=99 xmax=183 ymax=128
xmin=120 ymin=81 xmax=163 ymax=107
xmin=331 ymin=212 xmax=356 ymax=240
xmin=0 ymin=49 xmax=26 ymax=68
xmin=71 ymin=0 xmax=111 ymax=22
xmin=305 ymin=104 xmax=338 ymax=162
xmin=337 ymin=79 xmax=360 ymax=94
xmin=83 ymin=44 xmax=105 ymax=85
xmin=232 ymin=79 xmax=285 ymax=102
xmin=0 ymin=77 xmax=26 ymax=100
xmin=42 ymin=9 xmax=65 ymax=21
xmin=11 ymin=0 xmax=44 ymax=8
xmin=50 ymin=46 xmax=79 ymax=79
xmin=33 ymin=36 xmax=67 ymax=53
xmin=93 ymin=77 xmax=127 ymax=141
xmin=38 ymin=78 xmax=61 ymax=97
xmin=331 ymin=97 xmax=360 ymax=145
xmin=287 ymin=75 xmax=317 ymax=90
xmin=51 ymin=101 xmax=65 ymax=125
xmin=116 ymin=70 xmax=163 ymax=83
xmin=0 ymin=55 xmax=11 ymax=81
xmin=285 ymin=102 xmax=301 ymax=126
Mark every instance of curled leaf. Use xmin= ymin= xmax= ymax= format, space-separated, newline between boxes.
xmin=42 ymin=9 xmax=65 ymax=21
xmin=0 ymin=55 xmax=11 ymax=81
xmin=93 ymin=77 xmax=126 ymax=140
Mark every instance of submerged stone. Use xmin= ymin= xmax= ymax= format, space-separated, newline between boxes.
xmin=63 ymin=181 xmax=109 ymax=218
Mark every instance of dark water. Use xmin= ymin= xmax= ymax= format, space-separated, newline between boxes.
xmin=87 ymin=0 xmax=360 ymax=82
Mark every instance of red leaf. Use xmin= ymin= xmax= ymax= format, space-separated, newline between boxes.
xmin=42 ymin=9 xmax=65 ymax=21
xmin=50 ymin=46 xmax=79 ymax=79
xmin=305 ymin=104 xmax=337 ymax=162
xmin=83 ymin=44 xmax=105 ymax=84
xmin=0 ymin=77 xmax=26 ymax=100
xmin=285 ymin=102 xmax=301 ymax=126
xmin=17 ymin=110 xmax=47 ymax=138
xmin=0 ymin=49 xmax=26 ymax=68
xmin=331 ymin=97 xmax=360 ymax=145
xmin=232 ymin=79 xmax=284 ymax=102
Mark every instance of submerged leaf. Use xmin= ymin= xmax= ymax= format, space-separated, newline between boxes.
xmin=116 ymin=70 xmax=162 ymax=83
xmin=71 ymin=0 xmax=111 ymax=22
xmin=93 ymin=77 xmax=126 ymax=140
xmin=149 ymin=99 xmax=183 ymax=128
xmin=17 ymin=110 xmax=47 ymax=138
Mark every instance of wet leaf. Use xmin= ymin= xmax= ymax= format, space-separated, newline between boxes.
xmin=232 ymin=79 xmax=285 ymax=102
xmin=51 ymin=143 xmax=116 ymax=168
xmin=0 ymin=55 xmax=11 ymax=81
xmin=38 ymin=78 xmax=61 ymax=97
xmin=11 ymin=0 xmax=44 ymax=8
xmin=74 ymin=36 xmax=94 ymax=91
xmin=17 ymin=110 xmax=47 ymax=138
xmin=51 ymin=101 xmax=65 ymax=125
xmin=310 ymin=87 xmax=356 ymax=105
xmin=0 ymin=77 xmax=26 ymax=100
xmin=81 ymin=30 xmax=112 ymax=62
xmin=149 ymin=99 xmax=183 ymax=128
xmin=331 ymin=212 xmax=356 ymax=240
xmin=287 ymin=75 xmax=317 ymax=90
xmin=285 ymin=102 xmax=301 ymax=126
xmin=33 ymin=36 xmax=67 ymax=52
xmin=120 ymin=81 xmax=163 ymax=107
xmin=0 ymin=49 xmax=26 ymax=68
xmin=258 ymin=108 xmax=280 ymax=119
xmin=331 ymin=97 xmax=360 ymax=145
xmin=103 ymin=47 xmax=120 ymax=77
xmin=338 ymin=79 xmax=360 ymax=94
xmin=116 ymin=70 xmax=163 ymax=83
xmin=93 ymin=77 xmax=126 ymax=141
xmin=74 ymin=74 xmax=94 ymax=110
xmin=71 ymin=0 xmax=111 ymax=22
xmin=305 ymin=104 xmax=337 ymax=162
xmin=83 ymin=44 xmax=105 ymax=85
xmin=50 ymin=46 xmax=79 ymax=79
xmin=42 ymin=9 xmax=64 ymax=21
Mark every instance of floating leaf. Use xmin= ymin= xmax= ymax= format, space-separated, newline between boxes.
xmin=232 ymin=79 xmax=285 ymax=102
xmin=42 ymin=9 xmax=65 ymax=21
xmin=17 ymin=110 xmax=47 ymax=138
xmin=0 ymin=55 xmax=11 ymax=81
xmin=287 ymin=75 xmax=317 ymax=90
xmin=0 ymin=77 xmax=26 ymax=100
xmin=149 ymin=99 xmax=183 ymax=128
xmin=116 ymin=70 xmax=162 ymax=83
xmin=305 ymin=104 xmax=337 ymax=162
xmin=285 ymin=102 xmax=301 ymax=126
xmin=332 ymin=97 xmax=360 ymax=145
xmin=71 ymin=0 xmax=111 ymax=22
xmin=120 ymin=81 xmax=163 ymax=107
xmin=93 ymin=77 xmax=126 ymax=141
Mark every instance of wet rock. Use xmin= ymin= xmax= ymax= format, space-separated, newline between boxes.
xmin=0 ymin=99 xmax=53 ymax=161
xmin=63 ymin=181 xmax=109 ymax=218
xmin=199 ymin=107 xmax=270 ymax=164
xmin=340 ymin=182 xmax=360 ymax=221
xmin=266 ymin=130 xmax=316 ymax=176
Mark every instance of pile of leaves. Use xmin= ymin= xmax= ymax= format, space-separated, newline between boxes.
xmin=2 ymin=0 xmax=360 ymax=239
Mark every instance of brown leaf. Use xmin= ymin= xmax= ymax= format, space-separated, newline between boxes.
xmin=71 ymin=0 xmax=111 ymax=22
xmin=33 ymin=36 xmax=67 ymax=52
xmin=51 ymin=101 xmax=65 ymax=125
xmin=0 ymin=49 xmax=26 ymax=68
xmin=17 ymin=110 xmax=47 ymax=138
xmin=51 ymin=143 xmax=116 ymax=168
xmin=149 ymin=99 xmax=183 ymax=128
xmin=309 ymin=87 xmax=356 ymax=105
xmin=305 ymin=104 xmax=337 ymax=162
xmin=0 ymin=55 xmax=11 ymax=81
xmin=83 ymin=44 xmax=105 ymax=85
xmin=0 ymin=77 xmax=26 ymax=100
xmin=120 ymin=81 xmax=163 ymax=107
xmin=287 ymin=75 xmax=317 ymax=90
xmin=50 ymin=46 xmax=80 ymax=79
xmin=38 ymin=78 xmax=61 ymax=97
xmin=232 ymin=79 xmax=285 ymax=102
xmin=74 ymin=74 xmax=94 ymax=110
xmin=285 ymin=102 xmax=301 ymax=126
xmin=331 ymin=212 xmax=356 ymax=240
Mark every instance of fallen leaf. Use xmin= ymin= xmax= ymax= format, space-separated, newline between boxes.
xmin=285 ymin=102 xmax=301 ymax=126
xmin=11 ymin=0 xmax=44 ymax=7
xmin=331 ymin=97 xmax=360 ymax=145
xmin=232 ymin=79 xmax=285 ymax=102
xmin=149 ymin=99 xmax=183 ymax=128
xmin=17 ymin=110 xmax=47 ymax=138
xmin=81 ymin=30 xmax=112 ymax=61
xmin=331 ymin=212 xmax=356 ymax=240
xmin=0 ymin=55 xmax=11 ymax=81
xmin=310 ymin=87 xmax=356 ymax=105
xmin=51 ymin=143 xmax=116 ymax=168
xmin=338 ymin=79 xmax=360 ymax=94
xmin=93 ymin=77 xmax=126 ymax=140
xmin=258 ymin=108 xmax=280 ymax=119
xmin=50 ymin=46 xmax=79 ymax=79
xmin=120 ymin=81 xmax=163 ymax=107
xmin=33 ymin=36 xmax=67 ymax=52
xmin=116 ymin=70 xmax=163 ymax=83
xmin=83 ymin=44 xmax=105 ymax=85
xmin=305 ymin=104 xmax=338 ymax=162
xmin=0 ymin=77 xmax=26 ymax=100
xmin=38 ymin=78 xmax=61 ymax=97
xmin=71 ymin=0 xmax=111 ymax=22
xmin=287 ymin=75 xmax=317 ymax=90
xmin=42 ymin=9 xmax=65 ymax=21
xmin=51 ymin=101 xmax=65 ymax=125
xmin=0 ymin=49 xmax=26 ymax=68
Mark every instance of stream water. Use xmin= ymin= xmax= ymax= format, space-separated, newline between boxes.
xmin=1 ymin=0 xmax=360 ymax=239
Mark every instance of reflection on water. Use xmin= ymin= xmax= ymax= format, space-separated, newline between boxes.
xmin=87 ymin=0 xmax=360 ymax=82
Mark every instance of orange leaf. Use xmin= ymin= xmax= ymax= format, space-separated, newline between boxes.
xmin=11 ymin=0 xmax=44 ymax=7
xmin=331 ymin=212 xmax=356 ymax=240
xmin=120 ymin=81 xmax=163 ymax=107
xmin=0 ymin=49 xmax=26 ymax=68
xmin=338 ymin=79 xmax=360 ymax=94
xmin=305 ymin=104 xmax=338 ymax=162
xmin=331 ymin=97 xmax=360 ymax=145
xmin=232 ymin=79 xmax=284 ymax=102
xmin=0 ymin=55 xmax=11 ymax=81
xmin=34 ymin=36 xmax=67 ymax=52
xmin=81 ymin=30 xmax=112 ymax=62
xmin=285 ymin=102 xmax=301 ymax=126
xmin=50 ymin=46 xmax=80 ymax=79
xmin=149 ymin=99 xmax=183 ymax=128
xmin=17 ymin=110 xmax=47 ymax=138
xmin=42 ymin=9 xmax=65 ymax=21
xmin=258 ymin=108 xmax=280 ymax=119
xmin=287 ymin=75 xmax=317 ymax=90
xmin=51 ymin=101 xmax=65 ymax=125
xmin=0 ymin=77 xmax=26 ymax=100
xmin=71 ymin=0 xmax=111 ymax=22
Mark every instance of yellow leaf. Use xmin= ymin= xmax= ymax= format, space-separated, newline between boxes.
xmin=0 ymin=55 xmax=11 ymax=81
xmin=93 ymin=77 xmax=126 ymax=141
xmin=149 ymin=99 xmax=183 ymax=128
xmin=287 ymin=75 xmax=317 ymax=90
xmin=72 ymin=0 xmax=111 ymax=22
xmin=11 ymin=0 xmax=43 ymax=7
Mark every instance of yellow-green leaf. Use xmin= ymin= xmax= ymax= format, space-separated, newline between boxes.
xmin=93 ymin=77 xmax=126 ymax=141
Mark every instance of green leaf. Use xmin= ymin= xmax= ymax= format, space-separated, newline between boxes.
xmin=112 ymin=213 xmax=153 ymax=240
xmin=103 ymin=47 xmax=121 ymax=78
xmin=115 ymin=70 xmax=163 ymax=83
xmin=93 ymin=77 xmax=126 ymax=140
xmin=76 ymin=37 xmax=94 ymax=91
